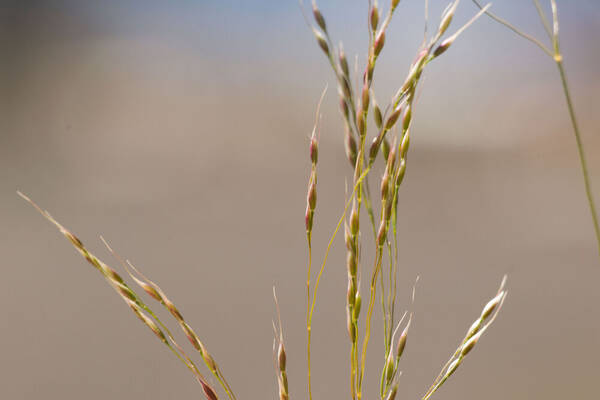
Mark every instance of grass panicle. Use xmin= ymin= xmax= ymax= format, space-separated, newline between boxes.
xmin=302 ymin=2 xmax=503 ymax=400
xmin=17 ymin=191 xmax=231 ymax=400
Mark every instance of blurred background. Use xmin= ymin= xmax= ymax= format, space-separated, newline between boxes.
xmin=1 ymin=0 xmax=599 ymax=399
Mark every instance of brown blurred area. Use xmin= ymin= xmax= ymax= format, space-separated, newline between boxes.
xmin=1 ymin=1 xmax=599 ymax=399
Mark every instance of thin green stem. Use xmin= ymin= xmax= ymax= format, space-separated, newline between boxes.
xmin=306 ymin=237 xmax=313 ymax=400
xmin=532 ymin=0 xmax=553 ymax=39
xmin=363 ymin=178 xmax=378 ymax=240
xmin=357 ymin=249 xmax=383 ymax=400
xmin=350 ymin=340 xmax=357 ymax=400
xmin=471 ymin=0 xmax=553 ymax=57
xmin=555 ymin=59 xmax=600 ymax=255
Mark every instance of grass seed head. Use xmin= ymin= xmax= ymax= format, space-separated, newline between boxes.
xmin=344 ymin=223 xmax=353 ymax=250
xmin=200 ymin=381 xmax=219 ymax=400
xmin=438 ymin=2 xmax=458 ymax=37
xmin=433 ymin=39 xmax=452 ymax=57
xmin=308 ymin=181 xmax=317 ymax=210
xmin=367 ymin=63 xmax=375 ymax=84
xmin=400 ymin=132 xmax=410 ymax=159
xmin=310 ymin=138 xmax=318 ymax=165
xmin=347 ymin=252 xmax=357 ymax=276
xmin=373 ymin=98 xmax=383 ymax=129
xmin=278 ymin=342 xmax=287 ymax=370
xmin=461 ymin=331 xmax=482 ymax=357
xmin=466 ymin=319 xmax=482 ymax=340
xmin=305 ymin=206 xmax=314 ymax=233
xmin=370 ymin=2 xmax=380 ymax=31
xmin=63 ymin=230 xmax=83 ymax=248
xmin=380 ymin=173 xmax=390 ymax=200
xmin=374 ymin=31 xmax=386 ymax=57
xmin=361 ymin=84 xmax=370 ymax=113
xmin=402 ymin=106 xmax=412 ymax=132
xmin=204 ymin=352 xmax=218 ymax=373
xmin=313 ymin=29 xmax=329 ymax=56
xmin=345 ymin=129 xmax=357 ymax=167
xmin=446 ymin=358 xmax=460 ymax=377
xmin=339 ymin=46 xmax=350 ymax=77
xmin=126 ymin=271 xmax=162 ymax=302
xmin=116 ymin=282 xmax=137 ymax=302
xmin=129 ymin=303 xmax=167 ymax=344
xmin=386 ymin=106 xmax=402 ymax=130
xmin=347 ymin=280 xmax=357 ymax=306
xmin=357 ymin=110 xmax=366 ymax=137
xmin=377 ymin=221 xmax=387 ymax=247
xmin=481 ymin=291 xmax=504 ymax=320
xmin=369 ymin=137 xmax=381 ymax=163
xmin=353 ymin=294 xmax=362 ymax=320
xmin=384 ymin=352 xmax=394 ymax=382
xmin=382 ymin=138 xmax=390 ymax=160
xmin=183 ymin=322 xmax=202 ymax=352
xmin=384 ymin=201 xmax=393 ymax=223
xmin=164 ymin=298 xmax=184 ymax=322
xmin=341 ymin=77 xmax=352 ymax=99
xmin=350 ymin=209 xmax=360 ymax=236
xmin=340 ymin=95 xmax=350 ymax=119
xmin=396 ymin=329 xmax=407 ymax=359
xmin=347 ymin=312 xmax=357 ymax=342
xmin=312 ymin=1 xmax=327 ymax=32
xmin=395 ymin=159 xmax=406 ymax=187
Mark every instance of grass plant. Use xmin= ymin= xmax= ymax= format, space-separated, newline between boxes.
xmin=22 ymin=0 xmax=600 ymax=399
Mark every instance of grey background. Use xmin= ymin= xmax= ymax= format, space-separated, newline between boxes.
xmin=1 ymin=1 xmax=599 ymax=399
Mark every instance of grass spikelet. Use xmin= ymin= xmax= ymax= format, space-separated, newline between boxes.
xmin=311 ymin=0 xmax=327 ymax=32
xmin=128 ymin=302 xmax=168 ymax=344
xmin=370 ymin=2 xmax=380 ymax=32
xmin=273 ymin=288 xmax=289 ymax=400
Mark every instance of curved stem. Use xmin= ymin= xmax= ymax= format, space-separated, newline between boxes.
xmin=471 ymin=0 xmax=553 ymax=57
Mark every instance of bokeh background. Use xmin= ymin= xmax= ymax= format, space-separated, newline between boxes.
xmin=2 ymin=0 xmax=599 ymax=399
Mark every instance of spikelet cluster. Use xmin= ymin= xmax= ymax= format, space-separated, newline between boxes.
xmin=422 ymin=278 xmax=507 ymax=400
xmin=303 ymin=2 xmax=497 ymax=400
xmin=18 ymin=192 xmax=233 ymax=400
